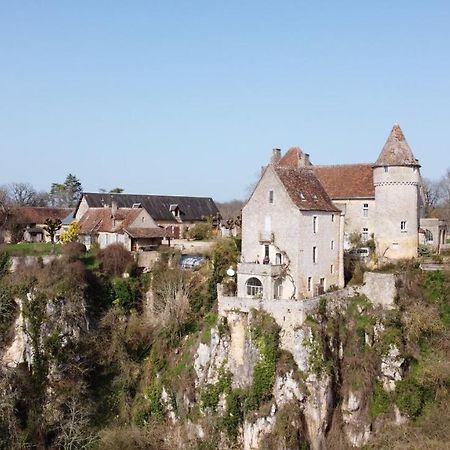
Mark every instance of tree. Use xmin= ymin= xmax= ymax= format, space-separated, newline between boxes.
xmin=50 ymin=174 xmax=83 ymax=207
xmin=109 ymin=187 xmax=124 ymax=193
xmin=100 ymin=244 xmax=133 ymax=275
xmin=60 ymin=221 xmax=80 ymax=244
xmin=9 ymin=182 xmax=38 ymax=206
xmin=44 ymin=218 xmax=62 ymax=244
xmin=422 ymin=177 xmax=443 ymax=217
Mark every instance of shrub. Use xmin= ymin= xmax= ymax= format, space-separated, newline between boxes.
xmin=395 ymin=378 xmax=427 ymax=418
xmin=62 ymin=242 xmax=86 ymax=261
xmin=187 ymin=223 xmax=213 ymax=240
xmin=245 ymin=311 xmax=280 ymax=412
xmin=0 ymin=251 xmax=10 ymax=278
xmin=112 ymin=278 xmax=140 ymax=312
xmin=369 ymin=381 xmax=390 ymax=418
xmin=100 ymin=244 xmax=133 ymax=275
xmin=60 ymin=221 xmax=80 ymax=243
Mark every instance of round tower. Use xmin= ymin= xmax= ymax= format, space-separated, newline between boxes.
xmin=373 ymin=124 xmax=421 ymax=260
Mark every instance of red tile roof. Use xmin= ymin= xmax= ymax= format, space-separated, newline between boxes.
xmin=274 ymin=166 xmax=340 ymax=212
xmin=12 ymin=207 xmax=72 ymax=225
xmin=78 ymin=207 xmax=163 ymax=239
xmin=312 ymin=164 xmax=375 ymax=199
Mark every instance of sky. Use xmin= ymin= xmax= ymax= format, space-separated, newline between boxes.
xmin=0 ymin=1 xmax=449 ymax=201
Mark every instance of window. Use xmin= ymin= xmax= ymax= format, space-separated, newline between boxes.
xmin=362 ymin=228 xmax=369 ymax=241
xmin=425 ymin=230 xmax=433 ymax=242
xmin=313 ymin=246 xmax=317 ymax=263
xmin=331 ymin=240 xmax=334 ymax=250
xmin=275 ymin=253 xmax=282 ymax=265
xmin=400 ymin=221 xmax=407 ymax=232
xmin=263 ymin=244 xmax=270 ymax=264
xmin=384 ymin=166 xmax=388 ymax=173
xmin=269 ymin=190 xmax=274 ymax=203
xmin=313 ymin=216 xmax=318 ymax=233
xmin=330 ymin=264 xmax=334 ymax=274
xmin=363 ymin=203 xmax=369 ymax=218
xmin=331 ymin=214 xmax=335 ymax=222
xmin=246 ymin=277 xmax=263 ymax=297
xmin=307 ymin=277 xmax=312 ymax=292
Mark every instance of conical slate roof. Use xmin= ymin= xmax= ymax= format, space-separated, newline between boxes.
xmin=374 ymin=124 xmax=420 ymax=167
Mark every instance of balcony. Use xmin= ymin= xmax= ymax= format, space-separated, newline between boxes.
xmin=238 ymin=262 xmax=283 ymax=277
xmin=259 ymin=231 xmax=274 ymax=243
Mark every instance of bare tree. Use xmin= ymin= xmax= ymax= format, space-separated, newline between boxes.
xmin=422 ymin=177 xmax=443 ymax=217
xmin=9 ymin=182 xmax=38 ymax=206
xmin=54 ymin=398 xmax=98 ymax=450
xmin=151 ymin=269 xmax=199 ymax=336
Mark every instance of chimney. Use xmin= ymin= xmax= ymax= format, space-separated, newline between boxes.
xmin=271 ymin=148 xmax=282 ymax=164
xmin=111 ymin=197 xmax=117 ymax=218
xmin=299 ymin=153 xmax=311 ymax=167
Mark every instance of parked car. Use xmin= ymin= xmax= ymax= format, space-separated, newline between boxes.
xmin=350 ymin=247 xmax=370 ymax=258
xmin=179 ymin=254 xmax=205 ymax=269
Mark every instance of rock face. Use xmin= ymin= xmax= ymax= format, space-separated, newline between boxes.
xmin=341 ymin=390 xmax=371 ymax=447
xmin=303 ymin=374 xmax=333 ymax=450
xmin=1 ymin=298 xmax=31 ymax=368
xmin=243 ymin=404 xmax=277 ymax=450
xmin=1 ymin=292 xmax=89 ymax=370
xmin=380 ymin=345 xmax=403 ymax=392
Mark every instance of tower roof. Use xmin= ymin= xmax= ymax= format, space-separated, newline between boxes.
xmin=374 ymin=124 xmax=420 ymax=167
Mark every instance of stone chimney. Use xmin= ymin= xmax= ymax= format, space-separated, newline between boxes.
xmin=300 ymin=153 xmax=312 ymax=167
xmin=271 ymin=148 xmax=282 ymax=164
xmin=111 ymin=198 xmax=118 ymax=218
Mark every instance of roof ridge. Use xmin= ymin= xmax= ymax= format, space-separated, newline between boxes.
xmin=313 ymin=163 xmax=372 ymax=168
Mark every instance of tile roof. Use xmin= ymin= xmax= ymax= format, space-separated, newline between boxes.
xmin=277 ymin=147 xmax=311 ymax=168
xmin=125 ymin=227 xmax=167 ymax=239
xmin=374 ymin=124 xmax=419 ymax=167
xmin=78 ymin=207 xmax=166 ymax=239
xmin=274 ymin=166 xmax=340 ymax=212
xmin=80 ymin=193 xmax=219 ymax=222
xmin=11 ymin=207 xmax=72 ymax=225
xmin=313 ymin=164 xmax=375 ymax=199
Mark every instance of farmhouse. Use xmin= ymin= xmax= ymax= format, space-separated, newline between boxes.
xmin=77 ymin=202 xmax=166 ymax=251
xmin=75 ymin=192 xmax=220 ymax=239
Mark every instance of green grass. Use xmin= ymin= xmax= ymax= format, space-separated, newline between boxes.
xmin=0 ymin=242 xmax=62 ymax=256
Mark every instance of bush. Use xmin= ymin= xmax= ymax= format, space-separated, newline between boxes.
xmin=100 ymin=244 xmax=133 ymax=275
xmin=62 ymin=242 xmax=86 ymax=261
xmin=0 ymin=251 xmax=10 ymax=278
xmin=112 ymin=278 xmax=140 ymax=312
xmin=187 ymin=223 xmax=213 ymax=240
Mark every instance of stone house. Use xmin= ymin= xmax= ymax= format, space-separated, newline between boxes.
xmin=1 ymin=207 xmax=71 ymax=243
xmin=77 ymin=203 xmax=166 ymax=251
xmin=237 ymin=155 xmax=345 ymax=300
xmin=75 ymin=192 xmax=220 ymax=240
xmin=279 ymin=124 xmax=447 ymax=259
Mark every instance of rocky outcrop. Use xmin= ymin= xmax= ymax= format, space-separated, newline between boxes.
xmin=380 ymin=345 xmax=403 ymax=392
xmin=243 ymin=404 xmax=277 ymax=450
xmin=341 ymin=390 xmax=371 ymax=447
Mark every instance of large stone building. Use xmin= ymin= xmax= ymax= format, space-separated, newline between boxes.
xmin=231 ymin=123 xmax=446 ymax=303
xmin=277 ymin=124 xmax=447 ymax=259
xmin=237 ymin=155 xmax=345 ymax=300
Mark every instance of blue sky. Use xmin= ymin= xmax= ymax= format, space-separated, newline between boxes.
xmin=1 ymin=1 xmax=449 ymax=201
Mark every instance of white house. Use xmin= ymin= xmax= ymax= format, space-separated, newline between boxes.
xmin=236 ymin=153 xmax=345 ymax=300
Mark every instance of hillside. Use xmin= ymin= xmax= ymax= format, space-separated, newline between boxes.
xmin=0 ymin=243 xmax=449 ymax=449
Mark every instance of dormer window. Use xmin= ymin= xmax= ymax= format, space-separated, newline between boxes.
xmin=132 ymin=203 xmax=142 ymax=208
xmin=169 ymin=204 xmax=181 ymax=218
xmin=312 ymin=194 xmax=318 ymax=201
xmin=299 ymin=192 xmax=306 ymax=201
